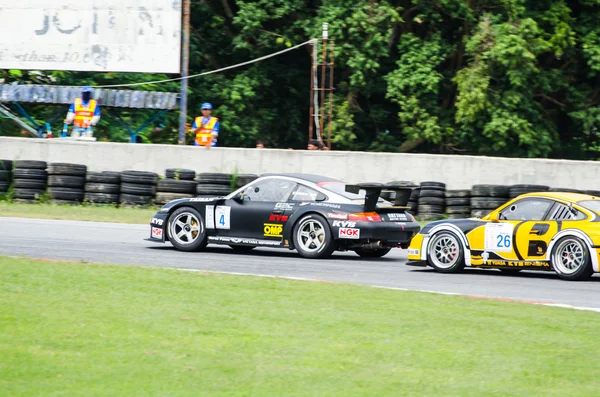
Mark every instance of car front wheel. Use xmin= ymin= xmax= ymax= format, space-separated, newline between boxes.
xmin=293 ymin=214 xmax=336 ymax=259
xmin=426 ymin=231 xmax=465 ymax=273
xmin=168 ymin=207 xmax=207 ymax=252
xmin=551 ymin=236 xmax=593 ymax=281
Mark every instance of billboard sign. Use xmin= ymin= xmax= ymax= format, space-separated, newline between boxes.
xmin=0 ymin=0 xmax=182 ymax=73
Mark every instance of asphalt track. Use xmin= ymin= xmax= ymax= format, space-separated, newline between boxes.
xmin=1 ymin=217 xmax=599 ymax=311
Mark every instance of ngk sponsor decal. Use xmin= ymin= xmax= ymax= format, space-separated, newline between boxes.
xmin=339 ymin=228 xmax=360 ymax=239
xmin=151 ymin=227 xmax=163 ymax=239
xmin=332 ymin=220 xmax=356 ymax=228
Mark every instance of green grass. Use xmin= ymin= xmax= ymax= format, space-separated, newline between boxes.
xmin=1 ymin=257 xmax=599 ymax=396
xmin=0 ymin=202 xmax=157 ymax=224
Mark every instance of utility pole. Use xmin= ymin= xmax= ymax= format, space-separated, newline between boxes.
xmin=308 ymin=23 xmax=334 ymax=149
xmin=178 ymin=0 xmax=191 ymax=145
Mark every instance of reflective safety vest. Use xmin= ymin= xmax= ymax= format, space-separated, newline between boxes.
xmin=73 ymin=98 xmax=97 ymax=128
xmin=194 ymin=116 xmax=219 ymax=146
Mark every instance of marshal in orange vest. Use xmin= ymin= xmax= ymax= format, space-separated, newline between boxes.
xmin=193 ymin=116 xmax=219 ymax=146
xmin=73 ymin=98 xmax=98 ymax=128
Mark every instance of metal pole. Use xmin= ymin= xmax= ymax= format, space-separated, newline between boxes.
xmin=178 ymin=0 xmax=191 ymax=145
xmin=319 ymin=23 xmax=328 ymax=148
xmin=327 ymin=40 xmax=335 ymax=150
xmin=308 ymin=41 xmax=315 ymax=143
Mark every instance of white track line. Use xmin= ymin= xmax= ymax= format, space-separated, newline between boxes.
xmin=177 ymin=267 xmax=600 ymax=313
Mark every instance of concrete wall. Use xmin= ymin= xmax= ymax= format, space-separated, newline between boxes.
xmin=1 ymin=136 xmax=599 ymax=190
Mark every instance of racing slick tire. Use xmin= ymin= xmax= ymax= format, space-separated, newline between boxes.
xmin=85 ymin=183 xmax=120 ymax=194
xmin=196 ymin=173 xmax=231 ymax=185
xmin=354 ymin=248 xmax=392 ymax=258
xmin=293 ymin=214 xmax=336 ymax=259
xmin=0 ymin=182 xmax=9 ymax=193
xmin=84 ymin=193 xmax=119 ymax=204
xmin=121 ymin=182 xmax=156 ymax=196
xmin=86 ymin=171 xmax=121 ymax=184
xmin=47 ymin=163 xmax=87 ymax=176
xmin=157 ymin=179 xmax=197 ymax=194
xmin=120 ymin=171 xmax=159 ymax=185
xmin=165 ymin=168 xmax=196 ymax=180
xmin=48 ymin=187 xmax=84 ymax=202
xmin=14 ymin=160 xmax=47 ymax=170
xmin=426 ymin=231 xmax=465 ymax=273
xmin=13 ymin=178 xmax=46 ymax=190
xmin=445 ymin=189 xmax=470 ymax=198
xmin=48 ymin=175 xmax=85 ymax=188
xmin=0 ymin=170 xmax=10 ymax=181
xmin=167 ymin=207 xmax=208 ymax=252
xmin=550 ymin=236 xmax=593 ymax=281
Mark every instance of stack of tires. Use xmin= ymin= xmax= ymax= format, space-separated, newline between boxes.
xmin=155 ymin=168 xmax=197 ymax=205
xmin=120 ymin=170 xmax=158 ymax=206
xmin=84 ymin=171 xmax=121 ymax=204
xmin=196 ymin=173 xmax=233 ymax=198
xmin=12 ymin=160 xmax=47 ymax=202
xmin=47 ymin=163 xmax=87 ymax=204
xmin=235 ymin=173 xmax=259 ymax=189
xmin=0 ymin=160 xmax=12 ymax=195
xmin=470 ymin=185 xmax=509 ymax=218
xmin=508 ymin=184 xmax=550 ymax=199
xmin=445 ymin=189 xmax=471 ymax=219
xmin=407 ymin=187 xmax=420 ymax=215
xmin=417 ymin=181 xmax=446 ymax=221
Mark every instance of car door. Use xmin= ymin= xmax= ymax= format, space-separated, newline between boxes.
xmin=214 ymin=177 xmax=297 ymax=241
xmin=468 ymin=197 xmax=555 ymax=265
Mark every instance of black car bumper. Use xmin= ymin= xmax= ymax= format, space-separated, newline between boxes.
xmin=148 ymin=212 xmax=168 ymax=242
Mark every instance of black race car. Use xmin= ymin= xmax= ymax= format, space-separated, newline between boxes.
xmin=147 ymin=173 xmax=420 ymax=259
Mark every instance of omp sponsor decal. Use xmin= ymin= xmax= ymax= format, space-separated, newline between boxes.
xmin=332 ymin=220 xmax=356 ymax=228
xmin=387 ymin=213 xmax=408 ymax=221
xmin=151 ymin=217 xmax=163 ymax=226
xmin=207 ymin=236 xmax=280 ymax=246
xmin=151 ymin=227 xmax=163 ymax=239
xmin=327 ymin=212 xmax=348 ymax=220
xmin=269 ymin=214 xmax=289 ymax=222
xmin=275 ymin=202 xmax=294 ymax=211
xmin=264 ymin=223 xmax=283 ymax=237
xmin=339 ymin=228 xmax=360 ymax=239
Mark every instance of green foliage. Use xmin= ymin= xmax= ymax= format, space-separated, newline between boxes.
xmin=3 ymin=0 xmax=600 ymax=159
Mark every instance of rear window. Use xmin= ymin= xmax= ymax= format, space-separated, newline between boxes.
xmin=318 ymin=182 xmax=390 ymax=205
xmin=577 ymin=200 xmax=600 ymax=214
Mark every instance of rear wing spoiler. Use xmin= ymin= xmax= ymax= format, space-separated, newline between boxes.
xmin=345 ymin=183 xmax=419 ymax=211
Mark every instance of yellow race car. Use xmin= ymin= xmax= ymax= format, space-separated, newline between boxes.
xmin=407 ymin=192 xmax=600 ymax=281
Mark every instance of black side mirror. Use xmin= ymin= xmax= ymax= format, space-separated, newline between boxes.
xmin=316 ymin=193 xmax=327 ymax=202
xmin=233 ymin=191 xmax=244 ymax=202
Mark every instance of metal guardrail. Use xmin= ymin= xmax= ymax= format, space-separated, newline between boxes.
xmin=0 ymin=84 xmax=179 ymax=110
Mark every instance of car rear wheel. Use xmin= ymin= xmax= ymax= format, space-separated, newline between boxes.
xmin=551 ymin=236 xmax=593 ymax=281
xmin=427 ymin=231 xmax=465 ymax=273
xmin=293 ymin=214 xmax=336 ymax=259
xmin=168 ymin=207 xmax=207 ymax=252
xmin=354 ymin=248 xmax=392 ymax=258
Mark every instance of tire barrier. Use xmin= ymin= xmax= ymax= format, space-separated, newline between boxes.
xmin=445 ymin=190 xmax=471 ymax=219
xmin=12 ymin=160 xmax=47 ymax=202
xmin=469 ymin=184 xmax=510 ymax=218
xmin=47 ymin=163 xmax=87 ymax=204
xmin=155 ymin=175 xmax=197 ymax=205
xmin=120 ymin=170 xmax=158 ymax=206
xmin=84 ymin=171 xmax=121 ymax=204
xmin=165 ymin=168 xmax=196 ymax=181
xmin=196 ymin=173 xmax=234 ymax=197
xmin=0 ymin=159 xmax=13 ymax=194
xmin=418 ymin=181 xmax=446 ymax=221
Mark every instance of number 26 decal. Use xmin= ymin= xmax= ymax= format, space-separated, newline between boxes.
xmin=496 ymin=234 xmax=511 ymax=248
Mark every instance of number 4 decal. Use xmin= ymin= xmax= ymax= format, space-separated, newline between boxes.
xmin=215 ymin=206 xmax=231 ymax=230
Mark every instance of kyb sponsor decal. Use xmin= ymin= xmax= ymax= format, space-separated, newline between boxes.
xmin=151 ymin=227 xmax=163 ymax=239
xmin=274 ymin=202 xmax=294 ymax=211
xmin=327 ymin=212 xmax=348 ymax=220
xmin=269 ymin=214 xmax=289 ymax=222
xmin=151 ymin=217 xmax=164 ymax=226
xmin=264 ymin=223 xmax=283 ymax=237
xmin=332 ymin=220 xmax=356 ymax=228
xmin=339 ymin=228 xmax=360 ymax=239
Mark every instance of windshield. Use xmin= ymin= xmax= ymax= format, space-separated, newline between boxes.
xmin=318 ymin=182 xmax=390 ymax=204
xmin=577 ymin=200 xmax=600 ymax=214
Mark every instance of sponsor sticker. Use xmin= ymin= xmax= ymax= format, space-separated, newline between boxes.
xmin=151 ymin=227 xmax=163 ymax=239
xmin=208 ymin=236 xmax=281 ymax=246
xmin=387 ymin=213 xmax=408 ymax=221
xmin=339 ymin=228 xmax=360 ymax=239
xmin=190 ymin=197 xmax=219 ymax=202
xmin=275 ymin=202 xmax=294 ymax=211
xmin=484 ymin=223 xmax=514 ymax=252
xmin=327 ymin=212 xmax=348 ymax=220
xmin=151 ymin=217 xmax=164 ymax=226
xmin=205 ymin=205 xmax=215 ymax=229
xmin=332 ymin=220 xmax=356 ymax=228
xmin=264 ymin=223 xmax=283 ymax=237
xmin=215 ymin=206 xmax=231 ymax=229
xmin=407 ymin=248 xmax=419 ymax=256
xmin=301 ymin=202 xmax=341 ymax=209
xmin=269 ymin=214 xmax=289 ymax=222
